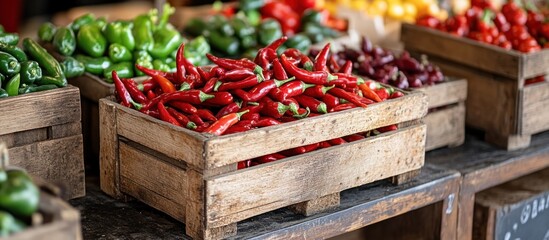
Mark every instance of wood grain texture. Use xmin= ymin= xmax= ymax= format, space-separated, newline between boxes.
xmin=425 ymin=103 xmax=466 ymax=151
xmin=390 ymin=169 xmax=421 ymax=185
xmin=49 ymin=122 xmax=82 ymax=139
xmin=99 ymin=99 xmax=122 ymax=198
xmin=205 ymin=124 xmax=426 ymax=228
xmin=0 ymin=86 xmax=81 ymax=135
xmin=521 ymin=81 xmax=549 ymax=135
xmin=419 ymin=78 xmax=467 ymax=109
xmin=401 ymin=23 xmax=549 ymax=80
xmin=289 ymin=193 xmax=341 ymax=217
xmin=8 ymin=135 xmax=85 ymax=199
xmin=484 ymin=132 xmax=531 ymax=151
xmin=204 ymin=92 xmax=428 ymax=168
xmin=0 ymin=127 xmax=48 ymax=148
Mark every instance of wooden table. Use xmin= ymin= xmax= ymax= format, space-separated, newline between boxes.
xmin=426 ymin=130 xmax=549 ymax=240
xmin=70 ymin=164 xmax=459 ymax=239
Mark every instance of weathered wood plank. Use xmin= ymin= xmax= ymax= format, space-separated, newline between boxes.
xmin=49 ymin=122 xmax=82 ymax=139
xmin=0 ymin=86 xmax=81 ymax=135
xmin=205 ymin=124 xmax=426 ymax=228
xmin=419 ymin=78 xmax=467 ymax=109
xmin=521 ymin=81 xmax=549 ymax=135
xmin=119 ymin=141 xmax=187 ymax=204
xmin=8 ymin=135 xmax=85 ymax=199
xmin=390 ymin=169 xmax=421 ymax=185
xmin=424 ymin=103 xmax=466 ymax=151
xmin=99 ymin=99 xmax=121 ymax=198
xmin=115 ymin=102 xmax=207 ymax=170
xmin=289 ymin=193 xmax=340 ymax=216
xmin=0 ymin=127 xmax=48 ymax=148
xmin=204 ymin=92 xmax=428 ymax=168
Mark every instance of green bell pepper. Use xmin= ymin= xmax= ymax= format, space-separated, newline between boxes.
xmin=22 ymin=38 xmax=67 ymax=87
xmin=133 ymin=50 xmax=153 ymax=63
xmin=75 ymin=55 xmax=111 ymax=76
xmin=0 ymin=52 xmax=20 ymax=77
xmin=0 ymin=42 xmax=27 ymax=62
xmin=207 ymin=30 xmax=240 ymax=56
xmin=70 ymin=13 xmax=95 ymax=32
xmin=38 ymin=22 xmax=57 ymax=42
xmin=258 ymin=19 xmax=282 ymax=46
xmin=18 ymin=84 xmax=58 ymax=94
xmin=104 ymin=21 xmax=135 ymax=51
xmin=285 ymin=34 xmax=312 ymax=53
xmin=108 ymin=43 xmax=132 ymax=63
xmin=52 ymin=26 xmax=76 ymax=56
xmin=77 ymin=24 xmax=107 ymax=57
xmin=0 ymin=169 xmax=40 ymax=217
xmin=5 ymin=74 xmax=20 ymax=96
xmin=0 ymin=88 xmax=7 ymax=98
xmin=230 ymin=16 xmax=255 ymax=38
xmin=103 ymin=61 xmax=133 ymax=82
xmin=0 ymin=33 xmax=18 ymax=46
xmin=239 ymin=0 xmax=265 ymax=11
xmin=149 ymin=25 xmax=183 ymax=59
xmin=152 ymin=59 xmax=170 ymax=72
xmin=133 ymin=11 xmax=156 ymax=51
xmin=134 ymin=58 xmax=153 ymax=77
xmin=60 ymin=57 xmax=85 ymax=78
xmin=20 ymin=61 xmax=42 ymax=84
xmin=301 ymin=9 xmax=324 ymax=25
xmin=185 ymin=36 xmax=210 ymax=58
xmin=183 ymin=18 xmax=207 ymax=37
xmin=0 ymin=210 xmax=26 ymax=236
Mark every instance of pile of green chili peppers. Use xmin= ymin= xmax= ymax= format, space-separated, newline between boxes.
xmin=0 ymin=26 xmax=67 ymax=99
xmin=38 ymin=3 xmax=210 ymax=83
xmin=0 ymin=146 xmax=40 ymax=236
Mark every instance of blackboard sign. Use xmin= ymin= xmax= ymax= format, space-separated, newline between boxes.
xmin=496 ymin=192 xmax=549 ymax=240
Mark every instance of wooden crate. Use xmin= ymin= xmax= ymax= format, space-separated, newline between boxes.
xmin=100 ymin=89 xmax=428 ymax=239
xmin=0 ymin=86 xmax=85 ymax=199
xmin=401 ymin=23 xmax=549 ymax=150
xmin=419 ymin=78 xmax=467 ymax=151
xmin=473 ymin=168 xmax=549 ymax=240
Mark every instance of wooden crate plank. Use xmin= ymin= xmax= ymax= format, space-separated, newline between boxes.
xmin=115 ymin=104 xmax=206 ymax=169
xmin=49 ymin=122 xmax=82 ymax=139
xmin=0 ymin=86 xmax=81 ymax=135
xmin=289 ymin=193 xmax=340 ymax=216
xmin=8 ymin=135 xmax=85 ymax=199
xmin=204 ymin=92 xmax=428 ymax=168
xmin=0 ymin=127 xmax=48 ymax=148
xmin=419 ymin=78 xmax=467 ymax=109
xmin=119 ymin=141 xmax=187 ymax=204
xmin=99 ymin=99 xmax=121 ymax=198
xmin=424 ymin=103 xmax=466 ymax=151
xmin=205 ymin=124 xmax=426 ymax=228
xmin=521 ymin=81 xmax=549 ymax=135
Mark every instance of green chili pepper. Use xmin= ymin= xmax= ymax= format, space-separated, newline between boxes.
xmin=149 ymin=25 xmax=183 ymax=59
xmin=134 ymin=58 xmax=153 ymax=77
xmin=133 ymin=12 xmax=156 ymax=51
xmin=38 ymin=22 xmax=57 ymax=42
xmin=157 ymin=4 xmax=175 ymax=30
xmin=18 ymin=84 xmax=58 ymax=94
xmin=239 ymin=0 xmax=265 ymax=11
xmin=77 ymin=24 xmax=107 ymax=57
xmin=70 ymin=13 xmax=95 ymax=32
xmin=60 ymin=57 xmax=85 ymax=78
xmin=0 ymin=169 xmax=40 ymax=216
xmin=0 ymin=52 xmax=20 ymax=77
xmin=52 ymin=26 xmax=76 ymax=56
xmin=285 ymin=34 xmax=312 ymax=53
xmin=104 ymin=21 xmax=135 ymax=51
xmin=184 ymin=18 xmax=207 ymax=37
xmin=152 ymin=59 xmax=170 ymax=72
xmin=207 ymin=30 xmax=240 ymax=56
xmin=0 ymin=88 xmax=7 ymax=98
xmin=0 ymin=42 xmax=27 ymax=62
xmin=103 ymin=61 xmax=133 ymax=82
xmin=108 ymin=43 xmax=132 ymax=63
xmin=258 ymin=19 xmax=282 ymax=46
xmin=75 ymin=54 xmax=111 ymax=75
xmin=22 ymin=38 xmax=67 ymax=87
xmin=20 ymin=61 xmax=42 ymax=84
xmin=0 ymin=211 xmax=26 ymax=236
xmin=5 ymin=74 xmax=20 ymax=96
xmin=0 ymin=33 xmax=18 ymax=46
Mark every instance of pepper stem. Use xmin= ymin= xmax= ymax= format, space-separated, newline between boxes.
xmin=131 ymin=100 xmax=143 ymax=110
xmin=179 ymin=82 xmax=191 ymax=91
xmin=322 ymin=85 xmax=336 ymax=94
xmin=236 ymin=109 xmax=250 ymax=119
xmin=254 ymin=65 xmax=265 ymax=82
xmin=318 ymin=103 xmax=328 ymax=114
xmin=274 ymin=76 xmax=295 ymax=87
xmin=303 ymin=61 xmax=314 ymax=71
xmin=302 ymin=82 xmax=316 ymax=91
xmin=327 ymin=73 xmax=338 ymax=82
xmin=0 ymin=143 xmax=8 ymax=169
xmin=293 ymin=107 xmax=311 ymax=119
xmin=186 ymin=122 xmax=197 ymax=130
xmin=213 ymin=81 xmax=223 ymax=92
xmin=199 ymin=91 xmax=215 ymax=102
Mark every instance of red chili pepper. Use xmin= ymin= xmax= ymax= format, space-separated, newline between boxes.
xmin=216 ymin=102 xmax=241 ymax=118
xmin=358 ymin=83 xmax=382 ymax=102
xmin=175 ymin=43 xmax=186 ymax=84
xmin=254 ymin=117 xmax=282 ymax=127
xmin=416 ymin=15 xmax=441 ymax=28
xmin=260 ymin=97 xmax=290 ymax=118
xmin=256 ymin=153 xmax=286 ymax=164
xmin=329 ymin=137 xmax=347 ymax=145
xmin=322 ymin=93 xmax=339 ymax=109
xmin=168 ymin=101 xmax=197 ymax=114
xmin=143 ymin=109 xmax=160 ymax=118
xmin=272 ymin=59 xmax=288 ymax=80
xmin=219 ymin=69 xmax=254 ymax=82
xmin=218 ymin=75 xmax=261 ymax=91
xmin=204 ymin=91 xmax=234 ymax=106
xmin=134 ymin=64 xmax=171 ymax=78
xmin=280 ymin=55 xmax=337 ymax=85
xmin=319 ymin=141 xmax=331 ymax=149
xmin=283 ymin=48 xmax=302 ymax=59
xmin=294 ymin=95 xmax=327 ymax=114
xmin=329 ymin=88 xmax=367 ymax=108
xmin=344 ymin=134 xmax=365 ymax=142
xmin=167 ymin=108 xmax=197 ymax=129
xmin=204 ymin=110 xmax=249 ymax=135
xmin=112 ymin=71 xmax=141 ymax=109
xmin=359 ymin=97 xmax=375 ymax=105
xmin=260 ymin=2 xmax=300 ymax=35
xmin=206 ymin=54 xmax=257 ymax=70
xmin=183 ymin=58 xmax=201 ymax=88
xmin=313 ymin=43 xmax=331 ymax=72
xmin=232 ymin=119 xmax=256 ymax=128
xmin=121 ymin=78 xmax=148 ymax=104
xmin=373 ymin=88 xmax=389 ymax=101
xmin=329 ymin=74 xmax=360 ymax=89
xmin=189 ymin=114 xmax=205 ymax=126
xmin=201 ymin=77 xmax=218 ymax=93
xmin=162 ymin=90 xmax=215 ymax=105
xmin=157 ymin=102 xmax=181 ymax=127
xmin=237 ymin=160 xmax=251 ymax=169
xmin=233 ymin=77 xmax=295 ymax=102
xmin=146 ymin=90 xmax=156 ymax=100
xmin=210 ymin=66 xmax=226 ymax=78
xmin=266 ymin=36 xmax=288 ymax=51
xmin=255 ymin=48 xmax=277 ymax=70
xmin=224 ymin=125 xmax=253 ymax=135
xmin=328 ymin=55 xmax=340 ymax=73
xmin=303 ymin=84 xmax=335 ymax=98
xmin=389 ymin=91 xmax=404 ymax=99
xmin=241 ymin=112 xmax=260 ymax=121
xmin=270 ymin=81 xmax=315 ymax=102
xmin=197 ymin=67 xmax=211 ymax=83
xmin=339 ymin=60 xmax=353 ymax=75
xmin=329 ymin=103 xmax=356 ymax=112
xmin=195 ymin=109 xmax=217 ymax=122
xmin=153 ymin=74 xmax=177 ymax=93
xmin=138 ymin=78 xmax=157 ymax=92
xmin=378 ymin=124 xmax=398 ymax=133
xmin=240 ymin=102 xmax=264 ymax=116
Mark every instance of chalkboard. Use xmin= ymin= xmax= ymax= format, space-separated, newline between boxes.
xmin=496 ymin=192 xmax=549 ymax=240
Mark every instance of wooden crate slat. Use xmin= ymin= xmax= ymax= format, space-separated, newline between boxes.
xmin=49 ymin=122 xmax=82 ymax=139
xmin=119 ymin=141 xmax=187 ymax=204
xmin=8 ymin=135 xmax=85 ymax=199
xmin=0 ymin=127 xmax=48 ymax=148
xmin=521 ymin=51 xmax=549 ymax=81
xmin=205 ymin=124 xmax=426 ymax=228
xmin=521 ymin=81 xmax=549 ymax=135
xmin=99 ymin=99 xmax=121 ymax=198
xmin=0 ymin=86 xmax=81 ymax=136
xmin=420 ymin=78 xmax=467 ymax=109
xmin=115 ymin=104 xmax=207 ymax=169
xmin=424 ymin=103 xmax=465 ymax=151
xmin=204 ymin=92 xmax=428 ymax=168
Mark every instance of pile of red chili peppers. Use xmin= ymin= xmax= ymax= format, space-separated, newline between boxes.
xmin=112 ymin=36 xmax=402 ymax=169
